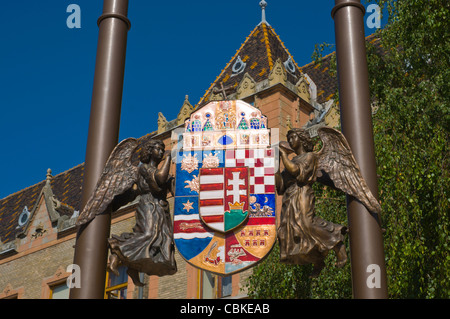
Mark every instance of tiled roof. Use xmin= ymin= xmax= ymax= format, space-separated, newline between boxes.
xmin=302 ymin=52 xmax=337 ymax=104
xmin=301 ymin=34 xmax=381 ymax=105
xmin=198 ymin=22 xmax=304 ymax=106
xmin=0 ymin=164 xmax=84 ymax=244
xmin=0 ymin=181 xmax=43 ymax=244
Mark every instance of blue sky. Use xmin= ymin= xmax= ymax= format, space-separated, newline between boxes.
xmin=0 ymin=0 xmax=382 ymax=199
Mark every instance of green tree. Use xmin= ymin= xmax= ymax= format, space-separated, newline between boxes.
xmin=368 ymin=0 xmax=449 ymax=298
xmin=246 ymin=0 xmax=449 ymax=298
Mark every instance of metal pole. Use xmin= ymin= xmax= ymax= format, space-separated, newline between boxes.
xmin=70 ymin=0 xmax=130 ymax=299
xmin=331 ymin=0 xmax=388 ymax=298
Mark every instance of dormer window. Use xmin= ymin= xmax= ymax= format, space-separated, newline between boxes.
xmin=284 ymin=56 xmax=296 ymax=74
xmin=18 ymin=206 xmax=30 ymax=227
xmin=232 ymin=56 xmax=246 ymax=76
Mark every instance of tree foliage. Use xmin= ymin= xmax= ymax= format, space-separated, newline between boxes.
xmin=246 ymin=0 xmax=449 ymax=298
xmin=368 ymin=0 xmax=449 ymax=298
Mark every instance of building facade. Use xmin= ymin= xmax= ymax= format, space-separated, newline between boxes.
xmin=0 ymin=16 xmax=339 ymax=299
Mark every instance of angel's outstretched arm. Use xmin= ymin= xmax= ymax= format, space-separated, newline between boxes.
xmin=155 ymin=151 xmax=171 ymax=186
xmin=168 ymin=175 xmax=175 ymax=197
xmin=280 ymin=148 xmax=299 ymax=177
xmin=275 ymin=148 xmax=283 ymax=194
xmin=276 ymin=148 xmax=300 ymax=195
xmin=275 ymin=170 xmax=284 ymax=195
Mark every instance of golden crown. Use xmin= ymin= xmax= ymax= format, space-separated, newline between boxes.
xmin=229 ymin=201 xmax=245 ymax=210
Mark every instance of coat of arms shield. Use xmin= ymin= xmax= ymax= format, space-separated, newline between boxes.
xmin=173 ymin=100 xmax=277 ymax=275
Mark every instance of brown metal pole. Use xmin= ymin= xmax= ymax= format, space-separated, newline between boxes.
xmin=70 ymin=0 xmax=130 ymax=299
xmin=331 ymin=0 xmax=388 ymax=298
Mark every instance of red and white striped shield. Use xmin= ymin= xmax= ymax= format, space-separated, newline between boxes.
xmin=199 ymin=167 xmax=249 ymax=233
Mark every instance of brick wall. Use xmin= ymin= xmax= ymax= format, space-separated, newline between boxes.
xmin=0 ymin=237 xmax=75 ymax=299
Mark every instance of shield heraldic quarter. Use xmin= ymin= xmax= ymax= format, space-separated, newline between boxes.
xmin=173 ymin=100 xmax=277 ymax=276
xmin=224 ymin=167 xmax=249 ymax=231
xmin=199 ymin=167 xmax=249 ymax=233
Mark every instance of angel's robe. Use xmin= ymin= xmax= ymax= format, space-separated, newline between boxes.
xmin=109 ymin=164 xmax=177 ymax=276
xmin=277 ymin=152 xmax=346 ymax=266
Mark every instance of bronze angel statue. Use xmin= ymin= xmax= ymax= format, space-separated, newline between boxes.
xmin=275 ymin=127 xmax=381 ymax=277
xmin=76 ymin=138 xmax=177 ymax=286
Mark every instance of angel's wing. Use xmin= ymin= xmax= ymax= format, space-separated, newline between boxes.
xmin=76 ymin=138 xmax=139 ymax=226
xmin=316 ymin=127 xmax=381 ymax=214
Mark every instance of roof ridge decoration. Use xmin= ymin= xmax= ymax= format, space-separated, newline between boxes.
xmin=261 ymin=22 xmax=273 ymax=70
xmin=258 ymin=0 xmax=270 ymax=26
